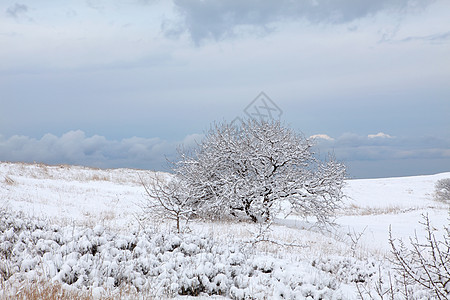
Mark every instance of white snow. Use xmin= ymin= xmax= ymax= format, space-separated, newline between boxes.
xmin=0 ymin=161 xmax=448 ymax=299
xmin=338 ymin=173 xmax=449 ymax=253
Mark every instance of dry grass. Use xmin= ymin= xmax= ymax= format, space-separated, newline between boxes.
xmin=339 ymin=203 xmax=418 ymax=216
xmin=0 ymin=279 xmax=156 ymax=300
xmin=4 ymin=281 xmax=92 ymax=300
xmin=3 ymin=175 xmax=15 ymax=186
xmin=90 ymin=174 xmax=110 ymax=182
xmin=0 ymin=161 xmax=155 ymax=186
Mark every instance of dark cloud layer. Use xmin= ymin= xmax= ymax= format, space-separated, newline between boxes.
xmin=0 ymin=130 xmax=448 ymax=178
xmin=312 ymin=133 xmax=450 ymax=177
xmin=0 ymin=131 xmax=203 ymax=171
xmin=168 ymin=0 xmax=431 ymax=42
xmin=313 ymin=133 xmax=450 ymax=161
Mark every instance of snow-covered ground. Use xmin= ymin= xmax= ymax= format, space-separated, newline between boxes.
xmin=0 ymin=162 xmax=449 ymax=299
xmin=339 ymin=173 xmax=449 ymax=253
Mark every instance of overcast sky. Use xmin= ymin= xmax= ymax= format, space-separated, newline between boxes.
xmin=1 ymin=0 xmax=449 ymax=178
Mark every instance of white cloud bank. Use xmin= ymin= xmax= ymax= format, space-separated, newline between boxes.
xmin=310 ymin=134 xmax=335 ymax=141
xmin=368 ymin=132 xmax=394 ymax=139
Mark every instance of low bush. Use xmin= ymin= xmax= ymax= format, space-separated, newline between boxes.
xmin=434 ymin=178 xmax=450 ymax=203
xmin=0 ymin=210 xmax=342 ymax=299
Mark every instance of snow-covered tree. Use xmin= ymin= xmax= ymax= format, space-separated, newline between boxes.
xmin=172 ymin=119 xmax=346 ymax=224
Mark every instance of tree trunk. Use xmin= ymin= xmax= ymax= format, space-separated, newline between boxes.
xmin=244 ymin=200 xmax=257 ymax=222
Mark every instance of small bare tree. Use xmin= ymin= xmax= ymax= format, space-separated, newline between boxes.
xmin=140 ymin=174 xmax=195 ymax=233
xmin=389 ymin=213 xmax=450 ymax=299
xmin=434 ymin=178 xmax=450 ymax=204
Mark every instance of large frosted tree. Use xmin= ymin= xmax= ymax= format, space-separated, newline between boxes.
xmin=172 ymin=119 xmax=346 ymax=224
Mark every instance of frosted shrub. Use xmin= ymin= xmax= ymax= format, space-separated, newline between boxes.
xmin=0 ymin=211 xmax=344 ymax=299
xmin=434 ymin=178 xmax=450 ymax=203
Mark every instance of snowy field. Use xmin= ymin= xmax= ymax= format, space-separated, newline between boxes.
xmin=0 ymin=161 xmax=449 ymax=299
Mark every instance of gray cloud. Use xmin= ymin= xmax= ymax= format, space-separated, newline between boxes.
xmin=313 ymin=133 xmax=450 ymax=162
xmin=398 ymin=31 xmax=450 ymax=43
xmin=0 ymin=131 xmax=204 ymax=171
xmin=167 ymin=0 xmax=432 ymax=43
xmin=1 ymin=130 xmax=447 ymax=178
xmin=312 ymin=133 xmax=450 ymax=178
xmin=6 ymin=3 xmax=28 ymax=18
xmin=85 ymin=0 xmax=105 ymax=11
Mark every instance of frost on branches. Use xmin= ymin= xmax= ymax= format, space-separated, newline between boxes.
xmin=172 ymin=119 xmax=346 ymax=224
xmin=140 ymin=174 xmax=196 ymax=233
xmin=389 ymin=214 xmax=450 ymax=299
xmin=434 ymin=178 xmax=450 ymax=203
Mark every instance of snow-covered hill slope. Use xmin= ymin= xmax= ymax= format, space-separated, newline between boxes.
xmin=0 ymin=161 xmax=448 ymax=299
xmin=344 ymin=173 xmax=450 ymax=210
xmin=1 ymin=161 xmax=448 ymax=251
xmin=0 ymin=162 xmax=159 ymax=230
xmin=339 ymin=172 xmax=449 ymax=252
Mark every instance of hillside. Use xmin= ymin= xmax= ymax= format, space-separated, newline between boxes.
xmin=1 ymin=162 xmax=449 ymax=299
